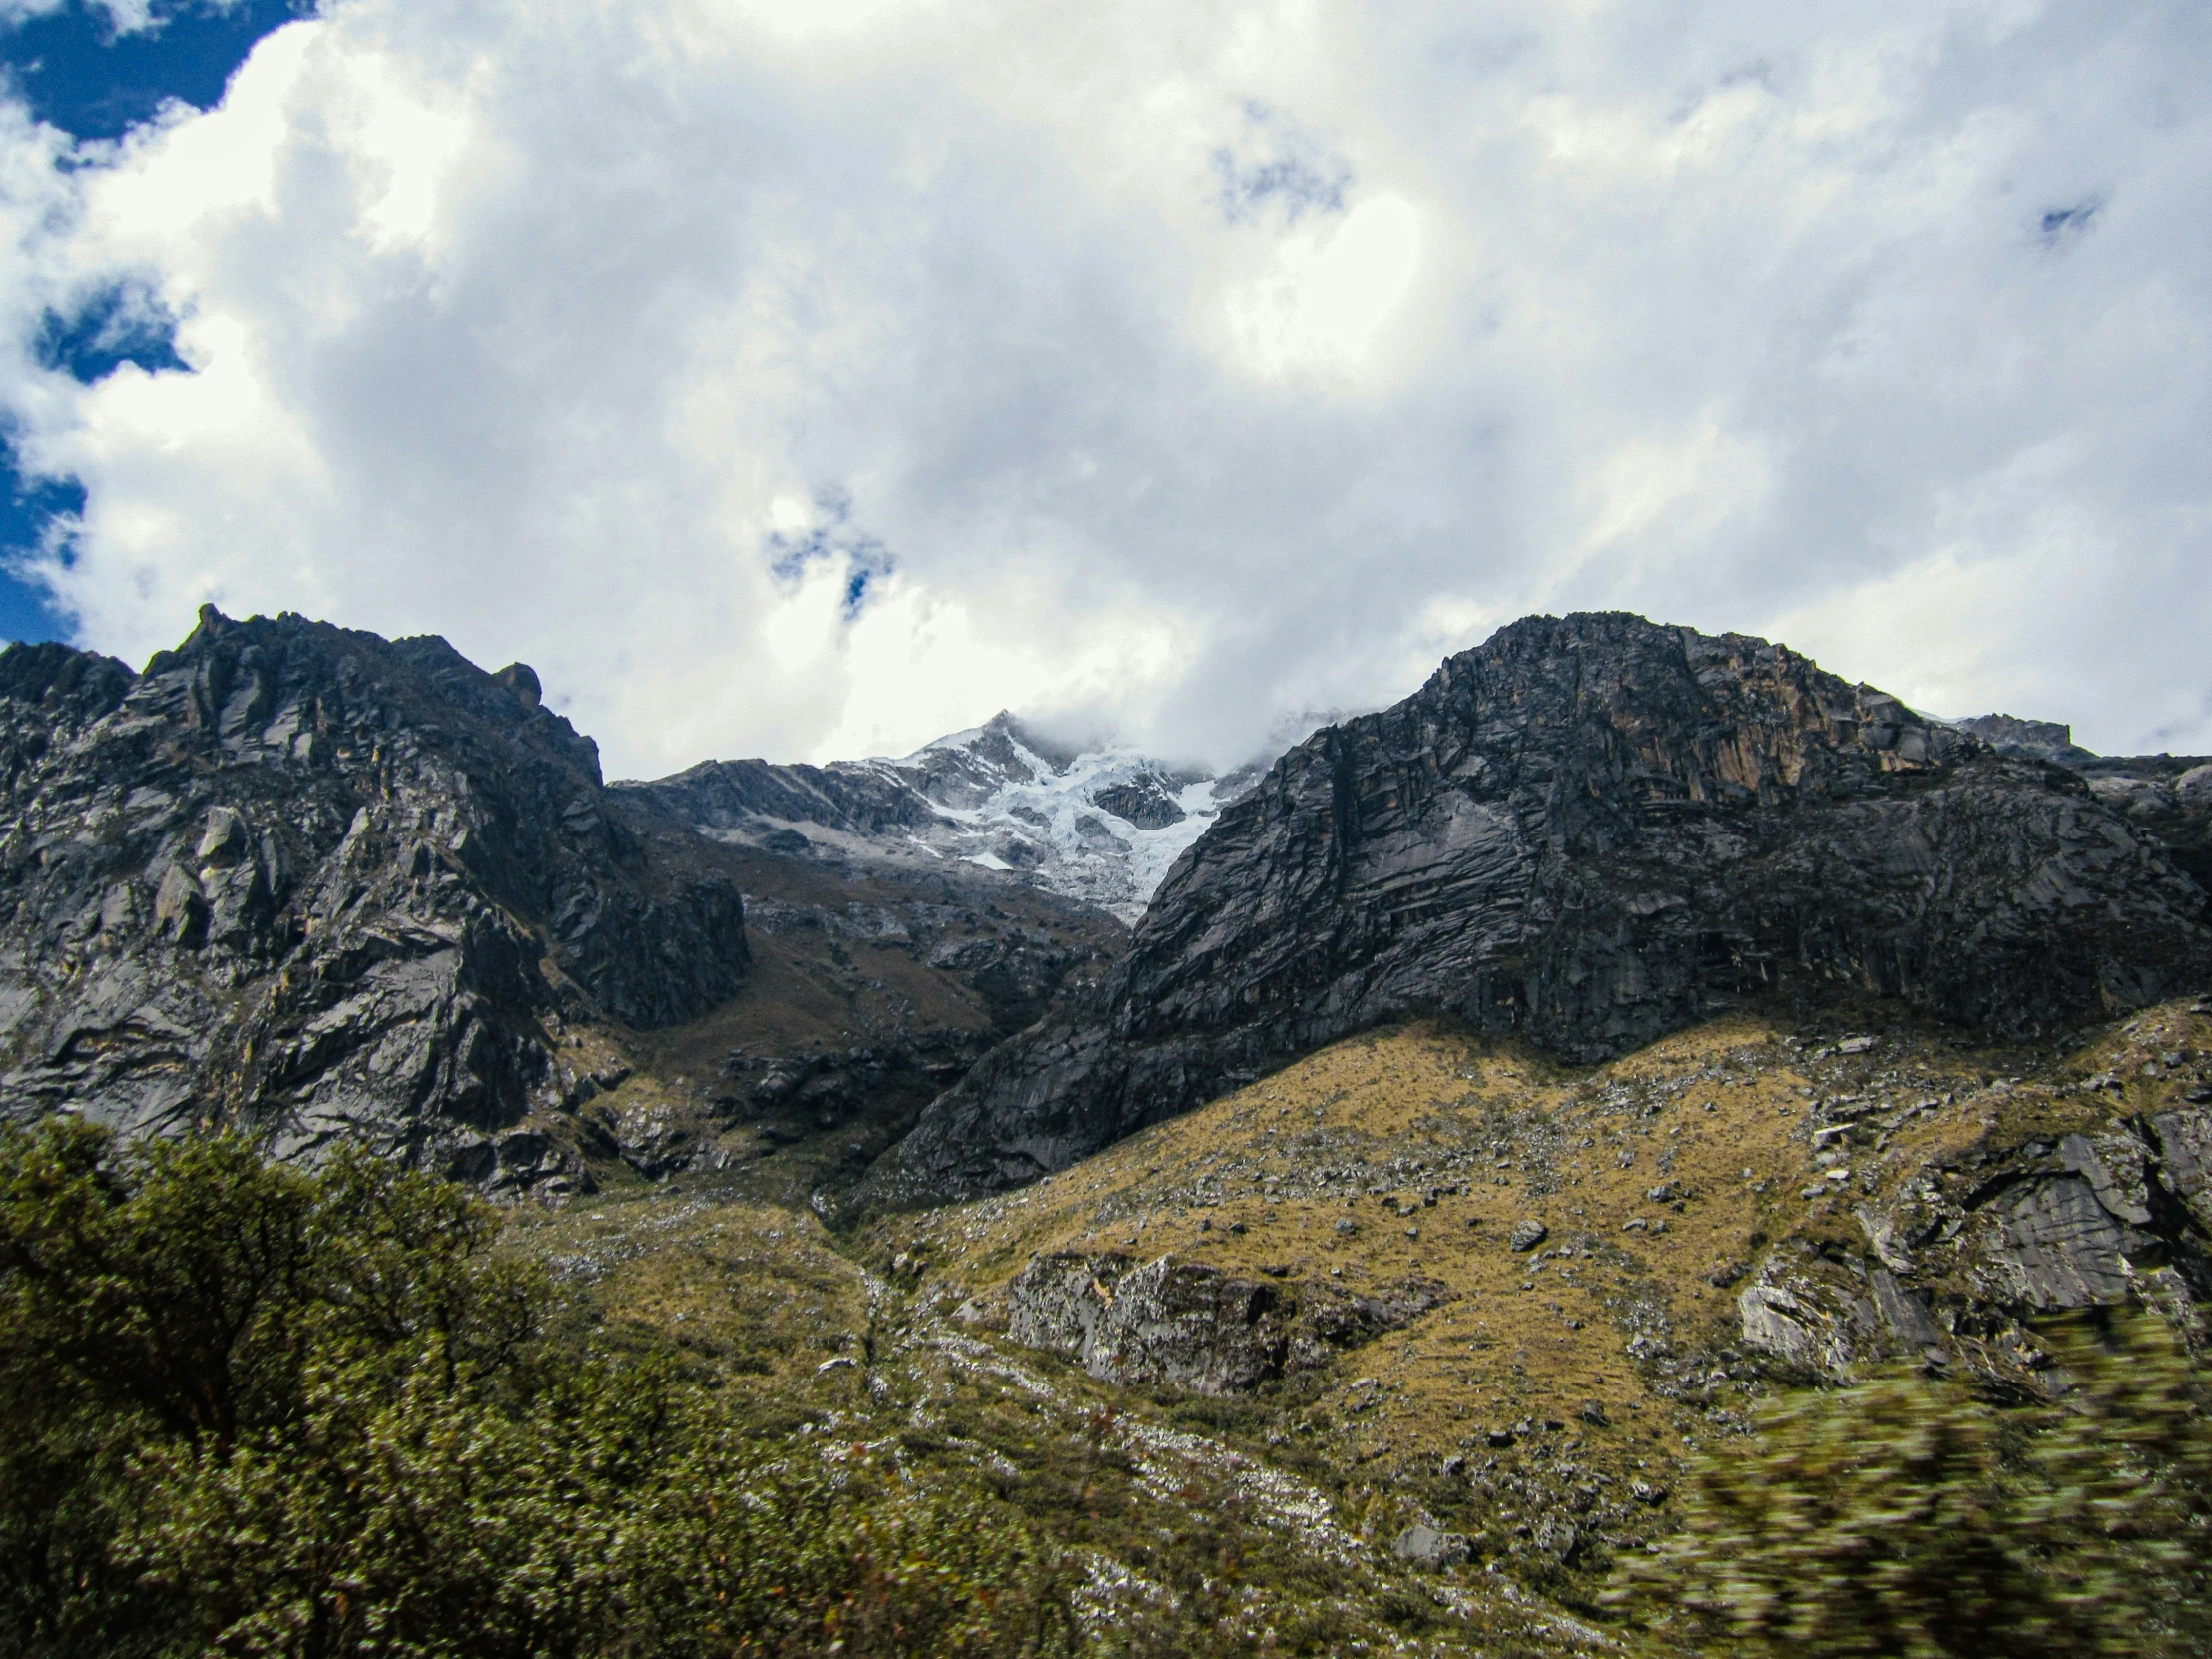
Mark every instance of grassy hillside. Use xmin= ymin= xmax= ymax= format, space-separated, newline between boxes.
xmin=858 ymin=993 xmax=2212 ymax=1590
xmin=478 ymin=989 xmax=2211 ymax=1650
xmin=12 ymin=990 xmax=2207 ymax=1654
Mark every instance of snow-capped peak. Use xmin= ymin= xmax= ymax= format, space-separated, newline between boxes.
xmin=860 ymin=714 xmax=1235 ymax=920
xmin=619 ymin=710 xmax=1282 ymax=925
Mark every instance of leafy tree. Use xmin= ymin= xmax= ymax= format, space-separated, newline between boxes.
xmin=0 ymin=1119 xmax=1077 ymax=1658
xmin=1611 ymin=1315 xmax=2212 ymax=1657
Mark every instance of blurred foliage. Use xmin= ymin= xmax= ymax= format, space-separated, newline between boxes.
xmin=0 ymin=1119 xmax=1075 ymax=1658
xmin=1610 ymin=1314 xmax=2212 ymax=1657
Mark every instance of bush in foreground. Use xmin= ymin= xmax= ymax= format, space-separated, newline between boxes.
xmin=1611 ymin=1315 xmax=2212 ymax=1657
xmin=0 ymin=1119 xmax=1075 ymax=1658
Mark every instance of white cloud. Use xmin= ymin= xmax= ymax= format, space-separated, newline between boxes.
xmin=1218 ymin=192 xmax=1423 ymax=380
xmin=0 ymin=0 xmax=2207 ymax=777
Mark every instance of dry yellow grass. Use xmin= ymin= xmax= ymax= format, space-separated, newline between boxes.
xmin=873 ymin=999 xmax=2203 ymax=1492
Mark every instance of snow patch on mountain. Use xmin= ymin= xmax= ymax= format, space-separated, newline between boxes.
xmin=857 ymin=719 xmax=1242 ymax=922
xmin=619 ymin=712 xmax=1281 ymax=925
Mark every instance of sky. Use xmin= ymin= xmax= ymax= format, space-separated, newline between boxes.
xmin=0 ymin=0 xmax=2205 ymax=779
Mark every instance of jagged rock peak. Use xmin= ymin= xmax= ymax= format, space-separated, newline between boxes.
xmin=620 ymin=706 xmax=1243 ymax=924
xmin=124 ymin=605 xmax=602 ymax=782
xmin=0 ymin=608 xmax=749 ymax=1192
xmin=860 ymin=611 xmax=2212 ymax=1210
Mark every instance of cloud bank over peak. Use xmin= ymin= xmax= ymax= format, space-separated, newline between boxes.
xmin=0 ymin=0 xmax=2206 ymax=777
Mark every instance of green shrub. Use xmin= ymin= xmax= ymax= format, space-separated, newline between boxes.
xmin=1610 ymin=1315 xmax=2212 ymax=1657
xmin=0 ymin=1120 xmax=1076 ymax=1658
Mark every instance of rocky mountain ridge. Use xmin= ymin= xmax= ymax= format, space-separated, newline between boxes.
xmin=7 ymin=603 xmax=2207 ymax=1233
xmin=0 ymin=608 xmax=1124 ymax=1199
xmin=863 ymin=612 xmax=2212 ymax=1210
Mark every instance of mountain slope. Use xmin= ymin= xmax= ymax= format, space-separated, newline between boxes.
xmin=861 ymin=613 xmax=2212 ymax=1209
xmin=865 ymin=990 xmax=2212 ymax=1583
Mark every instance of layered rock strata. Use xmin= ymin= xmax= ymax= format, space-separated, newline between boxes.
xmin=1732 ymin=1000 xmax=2212 ymax=1382
xmin=867 ymin=613 xmax=2212 ymax=1208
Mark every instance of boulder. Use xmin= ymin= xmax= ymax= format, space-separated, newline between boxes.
xmin=1392 ymin=1523 xmax=1472 ymax=1569
xmin=1004 ymin=1251 xmax=1446 ymax=1393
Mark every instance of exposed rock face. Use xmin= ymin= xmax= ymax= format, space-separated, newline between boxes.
xmin=1731 ymin=1006 xmax=2212 ymax=1382
xmin=1092 ymin=779 xmax=1188 ymax=830
xmin=1952 ymin=713 xmax=2098 ymax=767
xmin=2076 ymin=757 xmax=2212 ymax=917
xmin=867 ymin=614 xmax=2212 ymax=1207
xmin=1944 ymin=716 xmax=2211 ymax=919
xmin=0 ymin=608 xmax=749 ymax=1187
xmin=1004 ymin=1250 xmax=1445 ymax=1393
xmin=1947 ymin=716 xmax=2211 ymax=916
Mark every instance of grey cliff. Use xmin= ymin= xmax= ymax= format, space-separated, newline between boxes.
xmin=0 ymin=607 xmax=750 ymax=1188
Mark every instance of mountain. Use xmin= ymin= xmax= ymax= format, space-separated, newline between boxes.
xmin=0 ymin=608 xmax=1124 ymax=1199
xmin=619 ymin=711 xmax=1261 ymax=924
xmin=11 ymin=601 xmax=2212 ymax=1646
xmin=860 ymin=612 xmax=2212 ymax=1210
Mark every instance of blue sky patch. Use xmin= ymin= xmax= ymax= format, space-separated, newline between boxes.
xmin=766 ymin=486 xmax=894 ymax=622
xmin=1214 ymin=103 xmax=1352 ymax=225
xmin=38 ymin=281 xmax=188 ymax=381
xmin=0 ymin=441 xmax=78 ymax=644
xmin=1 ymin=0 xmax=309 ymax=143
xmin=5 ymin=280 xmax=188 ymax=642
xmin=0 ymin=0 xmax=281 ymax=645
xmin=2039 ymin=198 xmax=2104 ymax=248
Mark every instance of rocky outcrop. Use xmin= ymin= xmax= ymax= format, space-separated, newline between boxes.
xmin=2076 ymin=757 xmax=2212 ymax=918
xmin=1392 ymin=1524 xmax=1474 ymax=1570
xmin=866 ymin=614 xmax=2212 ymax=1208
xmin=1952 ymin=713 xmax=2098 ymax=767
xmin=0 ymin=608 xmax=750 ymax=1188
xmin=1004 ymin=1250 xmax=1446 ymax=1393
xmin=1092 ymin=778 xmax=1188 ymax=830
xmin=618 ymin=756 xmax=936 ymax=843
xmin=1947 ymin=716 xmax=2211 ymax=919
xmin=1732 ymin=1004 xmax=2212 ymax=1382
